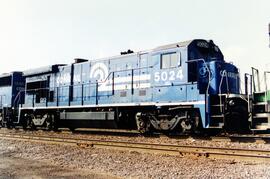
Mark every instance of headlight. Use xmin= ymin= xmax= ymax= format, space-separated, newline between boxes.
xmin=229 ymin=100 xmax=235 ymax=106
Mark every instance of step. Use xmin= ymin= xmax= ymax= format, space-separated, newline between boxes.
xmin=252 ymin=107 xmax=270 ymax=113
xmin=252 ymin=125 xmax=270 ymax=130
xmin=253 ymin=102 xmax=268 ymax=106
xmin=209 ymin=123 xmax=224 ymax=128
xmin=254 ymin=91 xmax=266 ymax=94
xmin=251 ymin=128 xmax=269 ymax=131
xmin=211 ymin=104 xmax=224 ymax=107
xmin=253 ymin=122 xmax=270 ymax=126
xmin=218 ymin=94 xmax=227 ymax=96
xmin=252 ymin=113 xmax=270 ymax=118
xmin=252 ymin=117 xmax=269 ymax=124
xmin=211 ymin=114 xmax=224 ymax=118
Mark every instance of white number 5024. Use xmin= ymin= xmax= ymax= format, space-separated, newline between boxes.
xmin=154 ymin=70 xmax=184 ymax=82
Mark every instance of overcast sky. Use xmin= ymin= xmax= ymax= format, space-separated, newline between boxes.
xmin=0 ymin=0 xmax=269 ymax=79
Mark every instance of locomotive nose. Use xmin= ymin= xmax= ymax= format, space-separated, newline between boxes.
xmin=213 ymin=61 xmax=240 ymax=94
xmin=197 ymin=60 xmax=240 ymax=95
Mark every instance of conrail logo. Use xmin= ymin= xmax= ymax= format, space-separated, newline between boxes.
xmin=199 ymin=66 xmax=213 ymax=80
xmin=89 ymin=62 xmax=151 ymax=91
xmin=90 ymin=63 xmax=109 ymax=82
xmin=220 ymin=71 xmax=239 ymax=79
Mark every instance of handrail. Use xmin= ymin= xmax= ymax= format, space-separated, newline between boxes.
xmin=244 ymin=73 xmax=253 ymax=113
xmin=8 ymin=62 xmax=206 ymax=124
xmin=15 ymin=91 xmax=25 ymax=110
xmin=264 ymin=71 xmax=270 ymax=93
xmin=244 ymin=73 xmax=253 ymax=95
xmin=25 ymin=66 xmax=153 ymax=93
xmin=264 ymin=71 xmax=270 ymax=112
xmin=219 ymin=70 xmax=229 ymax=112
xmin=21 ymin=66 xmax=154 ymax=108
xmin=252 ymin=67 xmax=261 ymax=92
xmin=0 ymin=95 xmax=6 ymax=108
xmin=219 ymin=70 xmax=225 ymax=112
xmin=7 ymin=90 xmax=25 ymax=124
xmin=13 ymin=90 xmax=23 ymax=108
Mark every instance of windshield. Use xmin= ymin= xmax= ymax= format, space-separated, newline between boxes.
xmin=189 ymin=40 xmax=224 ymax=62
xmin=188 ymin=40 xmax=224 ymax=82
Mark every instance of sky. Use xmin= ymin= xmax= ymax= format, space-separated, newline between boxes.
xmin=0 ymin=0 xmax=269 ymax=82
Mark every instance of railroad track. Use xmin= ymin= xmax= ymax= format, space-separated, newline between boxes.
xmin=0 ymin=131 xmax=270 ymax=163
xmin=60 ymin=128 xmax=270 ymax=144
xmin=2 ymin=127 xmax=270 ymax=143
xmin=63 ymin=128 xmax=270 ymax=144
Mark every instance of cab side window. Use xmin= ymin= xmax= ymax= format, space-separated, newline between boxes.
xmin=161 ymin=52 xmax=180 ymax=69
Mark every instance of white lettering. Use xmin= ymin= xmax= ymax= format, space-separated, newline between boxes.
xmin=154 ymin=69 xmax=184 ymax=82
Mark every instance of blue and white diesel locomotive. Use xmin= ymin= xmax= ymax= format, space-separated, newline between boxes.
xmin=1 ymin=39 xmax=249 ymax=132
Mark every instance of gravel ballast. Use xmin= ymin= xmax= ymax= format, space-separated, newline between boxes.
xmin=3 ymin=128 xmax=270 ymax=150
xmin=1 ymin=137 xmax=270 ymax=178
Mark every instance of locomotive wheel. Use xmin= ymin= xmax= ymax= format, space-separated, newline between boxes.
xmin=22 ymin=120 xmax=28 ymax=130
xmin=135 ymin=112 xmax=150 ymax=133
xmin=44 ymin=114 xmax=55 ymax=131
xmin=45 ymin=120 xmax=52 ymax=131
xmin=180 ymin=118 xmax=192 ymax=132
xmin=23 ymin=116 xmax=31 ymax=130
xmin=0 ymin=115 xmax=2 ymax=128
xmin=179 ymin=111 xmax=200 ymax=133
xmin=52 ymin=124 xmax=58 ymax=131
xmin=27 ymin=115 xmax=36 ymax=130
xmin=29 ymin=120 xmax=36 ymax=130
xmin=50 ymin=122 xmax=58 ymax=131
xmin=6 ymin=120 xmax=12 ymax=129
xmin=1 ymin=120 xmax=5 ymax=128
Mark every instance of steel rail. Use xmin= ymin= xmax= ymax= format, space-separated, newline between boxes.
xmin=2 ymin=128 xmax=270 ymax=143
xmin=0 ymin=132 xmax=270 ymax=163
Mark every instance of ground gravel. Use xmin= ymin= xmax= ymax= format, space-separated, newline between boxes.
xmin=1 ymin=136 xmax=270 ymax=178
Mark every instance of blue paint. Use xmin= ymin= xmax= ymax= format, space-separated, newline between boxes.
xmin=0 ymin=72 xmax=25 ymax=108
xmin=22 ymin=39 xmax=242 ymax=129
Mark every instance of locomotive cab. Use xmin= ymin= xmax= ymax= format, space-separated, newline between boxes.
xmin=187 ymin=40 xmax=249 ymax=132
